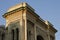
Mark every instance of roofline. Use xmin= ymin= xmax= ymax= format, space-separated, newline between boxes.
xmin=2 ymin=2 xmax=39 ymax=18
xmin=45 ymin=21 xmax=57 ymax=33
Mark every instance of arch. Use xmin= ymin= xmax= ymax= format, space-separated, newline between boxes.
xmin=37 ymin=35 xmax=44 ymax=40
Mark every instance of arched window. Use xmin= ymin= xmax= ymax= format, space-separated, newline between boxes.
xmin=12 ymin=30 xmax=14 ymax=40
xmin=37 ymin=35 xmax=44 ymax=40
xmin=16 ymin=28 xmax=19 ymax=40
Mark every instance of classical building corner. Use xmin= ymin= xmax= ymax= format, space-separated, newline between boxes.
xmin=0 ymin=2 xmax=57 ymax=40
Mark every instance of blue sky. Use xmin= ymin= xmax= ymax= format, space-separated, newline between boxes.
xmin=0 ymin=0 xmax=60 ymax=40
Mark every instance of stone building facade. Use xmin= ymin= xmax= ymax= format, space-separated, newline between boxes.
xmin=0 ymin=2 xmax=57 ymax=40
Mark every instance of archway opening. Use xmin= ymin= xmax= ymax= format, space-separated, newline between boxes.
xmin=37 ymin=35 xmax=44 ymax=40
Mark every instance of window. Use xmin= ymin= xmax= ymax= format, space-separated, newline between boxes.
xmin=37 ymin=35 xmax=44 ymax=40
xmin=12 ymin=30 xmax=14 ymax=40
xmin=16 ymin=28 xmax=19 ymax=40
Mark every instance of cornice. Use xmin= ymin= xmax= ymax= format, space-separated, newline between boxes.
xmin=2 ymin=2 xmax=35 ymax=18
xmin=3 ymin=7 xmax=25 ymax=18
xmin=45 ymin=21 xmax=57 ymax=33
xmin=50 ymin=25 xmax=57 ymax=33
